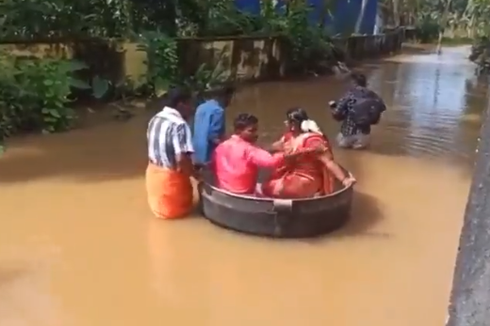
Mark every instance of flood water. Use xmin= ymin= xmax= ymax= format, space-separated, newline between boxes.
xmin=0 ymin=46 xmax=487 ymax=326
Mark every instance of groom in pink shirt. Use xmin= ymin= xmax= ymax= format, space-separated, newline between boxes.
xmin=213 ymin=113 xmax=309 ymax=195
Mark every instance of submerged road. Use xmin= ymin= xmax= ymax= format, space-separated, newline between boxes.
xmin=0 ymin=45 xmax=486 ymax=326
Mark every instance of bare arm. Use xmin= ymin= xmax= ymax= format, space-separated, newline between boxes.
xmin=305 ymin=137 xmax=348 ymax=182
xmin=177 ymin=153 xmax=196 ymax=177
xmin=270 ymin=135 xmax=290 ymax=152
xmin=270 ymin=140 xmax=284 ymax=152
xmin=318 ymin=153 xmax=347 ymax=182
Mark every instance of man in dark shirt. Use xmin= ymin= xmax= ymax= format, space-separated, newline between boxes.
xmin=331 ymin=73 xmax=373 ymax=149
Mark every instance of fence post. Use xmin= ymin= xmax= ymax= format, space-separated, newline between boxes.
xmin=446 ymin=108 xmax=490 ymax=326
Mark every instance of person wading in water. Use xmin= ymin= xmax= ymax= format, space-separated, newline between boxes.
xmin=145 ymin=88 xmax=199 ymax=219
xmin=192 ymin=85 xmax=236 ymax=167
xmin=330 ymin=73 xmax=386 ymax=149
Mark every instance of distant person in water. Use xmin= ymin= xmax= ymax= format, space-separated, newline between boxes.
xmin=260 ymin=108 xmax=355 ymax=198
xmin=330 ymin=72 xmax=386 ymax=149
xmin=193 ymin=85 xmax=236 ymax=167
xmin=145 ymin=88 xmax=199 ymax=219
xmin=212 ymin=113 xmax=314 ymax=195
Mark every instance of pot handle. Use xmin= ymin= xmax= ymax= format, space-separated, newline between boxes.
xmin=272 ymin=199 xmax=293 ymax=236
xmin=272 ymin=199 xmax=293 ymax=213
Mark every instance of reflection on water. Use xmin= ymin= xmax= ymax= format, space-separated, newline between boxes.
xmin=366 ymin=46 xmax=487 ymax=161
xmin=0 ymin=46 xmax=486 ymax=326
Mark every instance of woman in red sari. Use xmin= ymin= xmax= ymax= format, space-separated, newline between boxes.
xmin=261 ymin=108 xmax=355 ymax=199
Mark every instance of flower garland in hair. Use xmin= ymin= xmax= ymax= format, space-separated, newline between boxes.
xmin=300 ymin=119 xmax=322 ymax=134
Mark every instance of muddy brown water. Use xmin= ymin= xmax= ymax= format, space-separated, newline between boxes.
xmin=0 ymin=46 xmax=487 ymax=326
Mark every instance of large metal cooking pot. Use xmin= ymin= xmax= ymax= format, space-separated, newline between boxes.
xmin=200 ymin=167 xmax=354 ymax=238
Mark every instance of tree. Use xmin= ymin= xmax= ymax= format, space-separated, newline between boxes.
xmin=437 ymin=0 xmax=453 ymax=54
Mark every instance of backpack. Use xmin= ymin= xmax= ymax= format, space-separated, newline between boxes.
xmin=350 ymin=89 xmax=386 ymax=127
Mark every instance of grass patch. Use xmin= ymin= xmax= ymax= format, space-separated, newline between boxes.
xmin=440 ymin=36 xmax=473 ymax=45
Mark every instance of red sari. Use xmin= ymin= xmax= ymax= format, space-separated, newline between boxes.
xmin=261 ymin=132 xmax=335 ymax=198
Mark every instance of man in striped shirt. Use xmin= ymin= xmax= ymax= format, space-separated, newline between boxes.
xmin=145 ymin=88 xmax=198 ymax=219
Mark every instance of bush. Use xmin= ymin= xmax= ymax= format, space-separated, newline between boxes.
xmin=0 ymin=52 xmax=91 ymax=139
xmin=0 ymin=0 xmax=340 ymax=151
xmin=137 ymin=32 xmax=180 ymax=96
xmin=137 ymin=32 xmax=230 ymax=99
xmin=415 ymin=16 xmax=441 ymax=43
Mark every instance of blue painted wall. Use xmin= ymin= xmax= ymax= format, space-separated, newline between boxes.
xmin=234 ymin=0 xmax=261 ymax=14
xmin=234 ymin=0 xmax=378 ymax=35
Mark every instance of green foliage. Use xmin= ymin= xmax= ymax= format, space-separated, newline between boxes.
xmin=176 ymin=0 xmax=336 ymax=75
xmin=0 ymin=0 xmax=128 ymax=39
xmin=0 ymin=0 xmax=327 ymax=42
xmin=137 ymin=32 xmax=179 ymax=96
xmin=0 ymin=0 xmax=340 ymax=149
xmin=177 ymin=0 xmax=334 ymax=73
xmin=200 ymin=0 xmax=258 ymax=36
xmin=19 ymin=58 xmax=79 ymax=133
xmin=390 ymin=0 xmax=490 ymax=42
xmin=92 ymin=75 xmax=110 ymax=99
xmin=0 ymin=53 xmax=107 ymax=138
xmin=274 ymin=1 xmax=334 ymax=73
xmin=176 ymin=0 xmax=273 ymax=37
xmin=414 ymin=14 xmax=442 ymax=43
xmin=469 ymin=36 xmax=490 ymax=74
xmin=137 ymin=32 xmax=230 ymax=98
xmin=183 ymin=48 xmax=230 ymax=95
xmin=390 ymin=0 xmax=490 ymax=68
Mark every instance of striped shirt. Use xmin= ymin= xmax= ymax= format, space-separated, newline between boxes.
xmin=147 ymin=106 xmax=194 ymax=169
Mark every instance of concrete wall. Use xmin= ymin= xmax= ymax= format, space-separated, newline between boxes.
xmin=0 ymin=29 xmax=403 ymax=88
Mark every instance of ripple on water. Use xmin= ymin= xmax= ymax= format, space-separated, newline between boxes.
xmin=401 ymin=133 xmax=457 ymax=157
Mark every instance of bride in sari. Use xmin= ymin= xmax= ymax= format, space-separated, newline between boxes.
xmin=260 ymin=107 xmax=355 ymax=199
